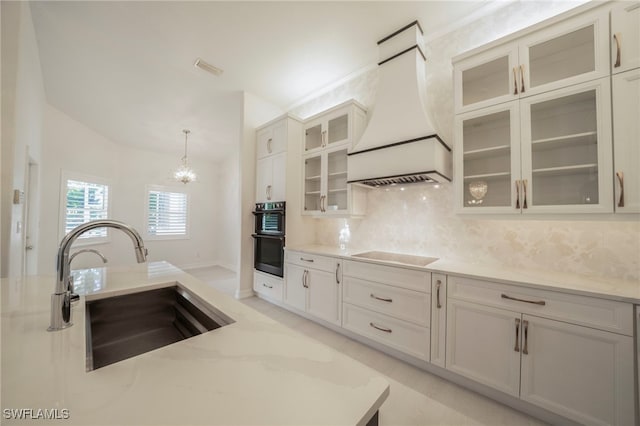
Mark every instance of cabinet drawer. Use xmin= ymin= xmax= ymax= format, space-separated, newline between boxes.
xmin=448 ymin=276 xmax=634 ymax=335
xmin=253 ymin=271 xmax=283 ymax=302
xmin=285 ymin=251 xmax=339 ymax=273
xmin=343 ymin=260 xmax=430 ymax=293
xmin=343 ymin=303 xmax=430 ymax=361
xmin=343 ymin=277 xmax=430 ymax=326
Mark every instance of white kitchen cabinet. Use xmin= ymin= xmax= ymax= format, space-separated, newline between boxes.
xmin=520 ymin=315 xmax=635 ymax=426
xmin=454 ymin=7 xmax=609 ymax=114
xmin=254 ymin=115 xmax=302 ymax=204
xmin=302 ymin=101 xmax=367 ymax=217
xmin=303 ymin=100 xmax=366 ymax=154
xmin=612 ymin=68 xmax=640 ymax=213
xmin=257 ymin=119 xmax=286 ymax=160
xmin=456 ymin=78 xmax=612 ymax=214
xmin=342 ymin=260 xmax=431 ymax=361
xmin=253 ymin=270 xmax=284 ymax=302
xmin=256 ymin=152 xmax=286 ymax=203
xmin=430 ymin=274 xmax=447 ymax=368
xmin=611 ymin=2 xmax=640 ymax=75
xmin=446 ymin=299 xmax=522 ymax=396
xmin=284 ymin=251 xmax=342 ymax=326
xmin=446 ymin=275 xmax=636 ymax=425
xmin=519 ymin=78 xmax=612 ymax=213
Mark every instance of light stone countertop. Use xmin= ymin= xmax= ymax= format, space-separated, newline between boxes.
xmin=1 ymin=261 xmax=389 ymax=425
xmin=286 ymin=245 xmax=640 ymax=304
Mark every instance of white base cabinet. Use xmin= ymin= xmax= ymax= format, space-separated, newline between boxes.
xmin=284 ymin=251 xmax=341 ymax=326
xmin=430 ymin=274 xmax=447 ymax=368
xmin=446 ymin=276 xmax=635 ymax=425
xmin=253 ymin=271 xmax=283 ymax=302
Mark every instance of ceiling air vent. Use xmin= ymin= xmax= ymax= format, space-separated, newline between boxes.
xmin=194 ymin=58 xmax=223 ymax=76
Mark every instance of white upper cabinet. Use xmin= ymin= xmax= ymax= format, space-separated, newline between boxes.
xmin=301 ymin=101 xmax=367 ymax=217
xmin=519 ymin=78 xmax=612 ymax=213
xmin=455 ymin=8 xmax=609 ymax=114
xmin=611 ymin=2 xmax=640 ymax=74
xmin=256 ymin=153 xmax=286 ymax=203
xmin=613 ymin=68 xmax=640 ymax=213
xmin=257 ymin=119 xmax=286 ymax=160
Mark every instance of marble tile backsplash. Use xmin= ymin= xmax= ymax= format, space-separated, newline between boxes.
xmin=315 ymin=184 xmax=640 ymax=281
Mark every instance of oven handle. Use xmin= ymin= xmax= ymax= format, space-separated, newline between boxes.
xmin=251 ymin=234 xmax=285 ymax=241
xmin=252 ymin=209 xmax=285 ymax=215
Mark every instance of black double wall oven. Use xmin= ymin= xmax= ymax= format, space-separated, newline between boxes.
xmin=252 ymin=201 xmax=285 ymax=277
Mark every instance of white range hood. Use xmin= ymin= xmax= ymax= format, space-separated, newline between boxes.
xmin=347 ymin=21 xmax=452 ymax=186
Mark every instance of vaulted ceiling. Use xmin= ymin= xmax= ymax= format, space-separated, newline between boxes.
xmin=30 ymin=1 xmax=494 ymax=162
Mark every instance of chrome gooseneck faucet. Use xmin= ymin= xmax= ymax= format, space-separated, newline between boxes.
xmin=48 ymin=220 xmax=148 ymax=331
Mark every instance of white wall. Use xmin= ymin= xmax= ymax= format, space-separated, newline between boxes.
xmin=1 ymin=2 xmax=46 ymax=278
xmin=290 ymin=1 xmax=640 ymax=282
xmin=38 ymin=105 xmax=221 ymax=274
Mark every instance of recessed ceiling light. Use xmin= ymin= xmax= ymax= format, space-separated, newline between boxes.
xmin=194 ymin=58 xmax=223 ymax=76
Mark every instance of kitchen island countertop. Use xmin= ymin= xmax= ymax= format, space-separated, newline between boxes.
xmin=1 ymin=261 xmax=389 ymax=425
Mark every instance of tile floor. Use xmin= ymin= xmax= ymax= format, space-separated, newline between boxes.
xmin=185 ymin=265 xmax=547 ymax=426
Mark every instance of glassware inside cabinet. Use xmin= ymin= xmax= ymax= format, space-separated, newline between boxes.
xmin=528 ymin=89 xmax=599 ymax=206
xmin=462 ymin=110 xmax=513 ymax=207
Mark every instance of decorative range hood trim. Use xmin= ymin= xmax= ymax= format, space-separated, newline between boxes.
xmin=378 ymin=45 xmax=426 ymax=66
xmin=347 ymin=134 xmax=451 ymax=157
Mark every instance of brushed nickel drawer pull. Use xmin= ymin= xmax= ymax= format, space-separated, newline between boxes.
xmin=501 ymin=294 xmax=546 ymax=306
xmin=300 ymin=257 xmax=314 ymax=263
xmin=514 ymin=318 xmax=521 ymax=352
xmin=370 ymin=293 xmax=393 ymax=303
xmin=370 ymin=322 xmax=392 ymax=333
xmin=523 ymin=320 xmax=529 ymax=355
xmin=436 ymin=280 xmax=442 ymax=309
xmin=262 ymin=283 xmax=273 ymax=289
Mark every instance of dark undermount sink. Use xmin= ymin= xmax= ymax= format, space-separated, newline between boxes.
xmin=351 ymin=251 xmax=438 ymax=267
xmin=85 ymin=286 xmax=234 ymax=371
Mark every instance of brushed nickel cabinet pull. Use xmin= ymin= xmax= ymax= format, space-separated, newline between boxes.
xmin=436 ymin=280 xmax=442 ymax=309
xmin=520 ymin=64 xmax=525 ymax=93
xmin=300 ymin=257 xmax=314 ymax=263
xmin=301 ymin=270 xmax=307 ymax=288
xmin=501 ymin=293 xmax=546 ymax=306
xmin=515 ymin=180 xmax=521 ymax=209
xmin=335 ymin=263 xmax=341 ymax=284
xmin=523 ymin=320 xmax=529 ymax=355
xmin=321 ymin=130 xmax=327 ymax=147
xmin=321 ymin=195 xmax=326 ymax=212
xmin=614 ymin=33 xmax=621 ymax=68
xmin=514 ymin=318 xmax=521 ymax=352
xmin=267 ymin=137 xmax=273 ymax=153
xmin=522 ymin=179 xmax=528 ymax=209
xmin=513 ymin=67 xmax=519 ymax=95
xmin=262 ymin=283 xmax=273 ymax=289
xmin=370 ymin=293 xmax=393 ymax=303
xmin=616 ymin=172 xmax=625 ymax=207
xmin=370 ymin=322 xmax=392 ymax=333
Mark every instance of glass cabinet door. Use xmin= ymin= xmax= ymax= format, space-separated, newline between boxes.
xmin=304 ymin=123 xmax=322 ymax=152
xmin=326 ymin=148 xmax=348 ymax=212
xmin=520 ymin=78 xmax=612 ymax=213
xmin=456 ymin=102 xmax=520 ymax=213
xmin=519 ymin=9 xmax=609 ymax=97
xmin=303 ymin=154 xmax=322 ymax=212
xmin=326 ymin=113 xmax=349 ymax=146
xmin=454 ymin=43 xmax=519 ymax=113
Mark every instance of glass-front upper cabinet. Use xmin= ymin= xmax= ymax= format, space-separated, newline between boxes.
xmin=303 ymin=110 xmax=350 ymax=153
xmin=519 ymin=9 xmax=609 ymax=97
xmin=520 ymin=78 xmax=612 ymax=213
xmin=455 ymin=102 xmax=521 ymax=214
xmin=303 ymin=147 xmax=352 ymax=215
xmin=454 ymin=8 xmax=609 ymax=114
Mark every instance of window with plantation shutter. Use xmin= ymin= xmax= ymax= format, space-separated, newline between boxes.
xmin=61 ymin=174 xmax=110 ymax=242
xmin=146 ymin=187 xmax=188 ymax=239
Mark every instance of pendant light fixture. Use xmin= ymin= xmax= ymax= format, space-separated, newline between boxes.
xmin=174 ymin=129 xmax=196 ymax=184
